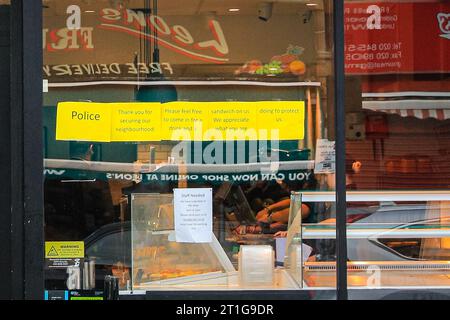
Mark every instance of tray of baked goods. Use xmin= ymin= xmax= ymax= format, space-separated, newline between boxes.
xmin=132 ymin=239 xmax=231 ymax=286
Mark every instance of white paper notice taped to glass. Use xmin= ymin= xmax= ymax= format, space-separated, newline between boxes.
xmin=174 ymin=188 xmax=213 ymax=243
xmin=314 ymin=139 xmax=335 ymax=174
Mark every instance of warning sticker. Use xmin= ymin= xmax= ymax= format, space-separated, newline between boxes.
xmin=45 ymin=242 xmax=85 ymax=259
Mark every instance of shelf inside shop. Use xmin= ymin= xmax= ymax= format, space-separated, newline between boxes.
xmin=47 ymin=80 xmax=322 ymax=88
xmin=44 ymin=158 xmax=315 ymax=173
xmin=302 ymin=223 xmax=450 ymax=239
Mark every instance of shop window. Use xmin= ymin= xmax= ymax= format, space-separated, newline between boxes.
xmin=343 ymin=0 xmax=450 ymax=289
xmin=43 ymin=0 xmax=338 ymax=295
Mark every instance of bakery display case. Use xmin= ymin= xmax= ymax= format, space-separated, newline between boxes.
xmin=295 ymin=191 xmax=450 ymax=289
xmin=128 ymin=190 xmax=450 ymax=292
xmin=129 ymin=193 xmax=305 ymax=291
xmin=131 ymin=193 xmax=234 ymax=290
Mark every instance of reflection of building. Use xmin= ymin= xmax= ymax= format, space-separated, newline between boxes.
xmin=346 ymin=72 xmax=450 ymax=191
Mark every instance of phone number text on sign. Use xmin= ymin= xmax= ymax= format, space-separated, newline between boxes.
xmin=345 ymin=42 xmax=403 ymax=73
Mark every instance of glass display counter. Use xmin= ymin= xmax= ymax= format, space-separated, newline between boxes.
xmin=297 ymin=191 xmax=450 ymax=289
xmin=131 ymin=193 xmax=233 ymax=289
xmin=126 ymin=189 xmax=450 ymax=293
xmin=130 ymin=193 xmax=303 ymax=292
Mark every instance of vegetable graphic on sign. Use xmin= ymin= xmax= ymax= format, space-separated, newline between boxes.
xmin=235 ymin=45 xmax=306 ymax=76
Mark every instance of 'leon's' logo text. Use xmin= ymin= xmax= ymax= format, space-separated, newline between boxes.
xmin=99 ymin=8 xmax=230 ymax=64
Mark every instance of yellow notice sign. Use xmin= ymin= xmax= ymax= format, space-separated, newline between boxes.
xmin=111 ymin=103 xmax=161 ymax=141
xmin=56 ymin=101 xmax=305 ymax=142
xmin=257 ymin=101 xmax=305 ymax=140
xmin=56 ymin=102 xmax=112 ymax=142
xmin=161 ymin=102 xmax=210 ymax=141
xmin=207 ymin=102 xmax=258 ymax=141
xmin=161 ymin=101 xmax=304 ymax=141
xmin=45 ymin=241 xmax=85 ymax=259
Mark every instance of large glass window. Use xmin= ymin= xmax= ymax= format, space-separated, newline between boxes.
xmin=42 ymin=0 xmax=339 ymax=295
xmin=343 ymin=0 xmax=450 ymax=289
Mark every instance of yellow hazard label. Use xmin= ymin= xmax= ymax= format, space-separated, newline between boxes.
xmin=45 ymin=242 xmax=85 ymax=259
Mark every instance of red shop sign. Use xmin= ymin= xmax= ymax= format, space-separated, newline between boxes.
xmin=344 ymin=2 xmax=450 ymax=75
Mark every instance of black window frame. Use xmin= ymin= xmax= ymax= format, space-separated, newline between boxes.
xmin=0 ymin=0 xmax=44 ymax=300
